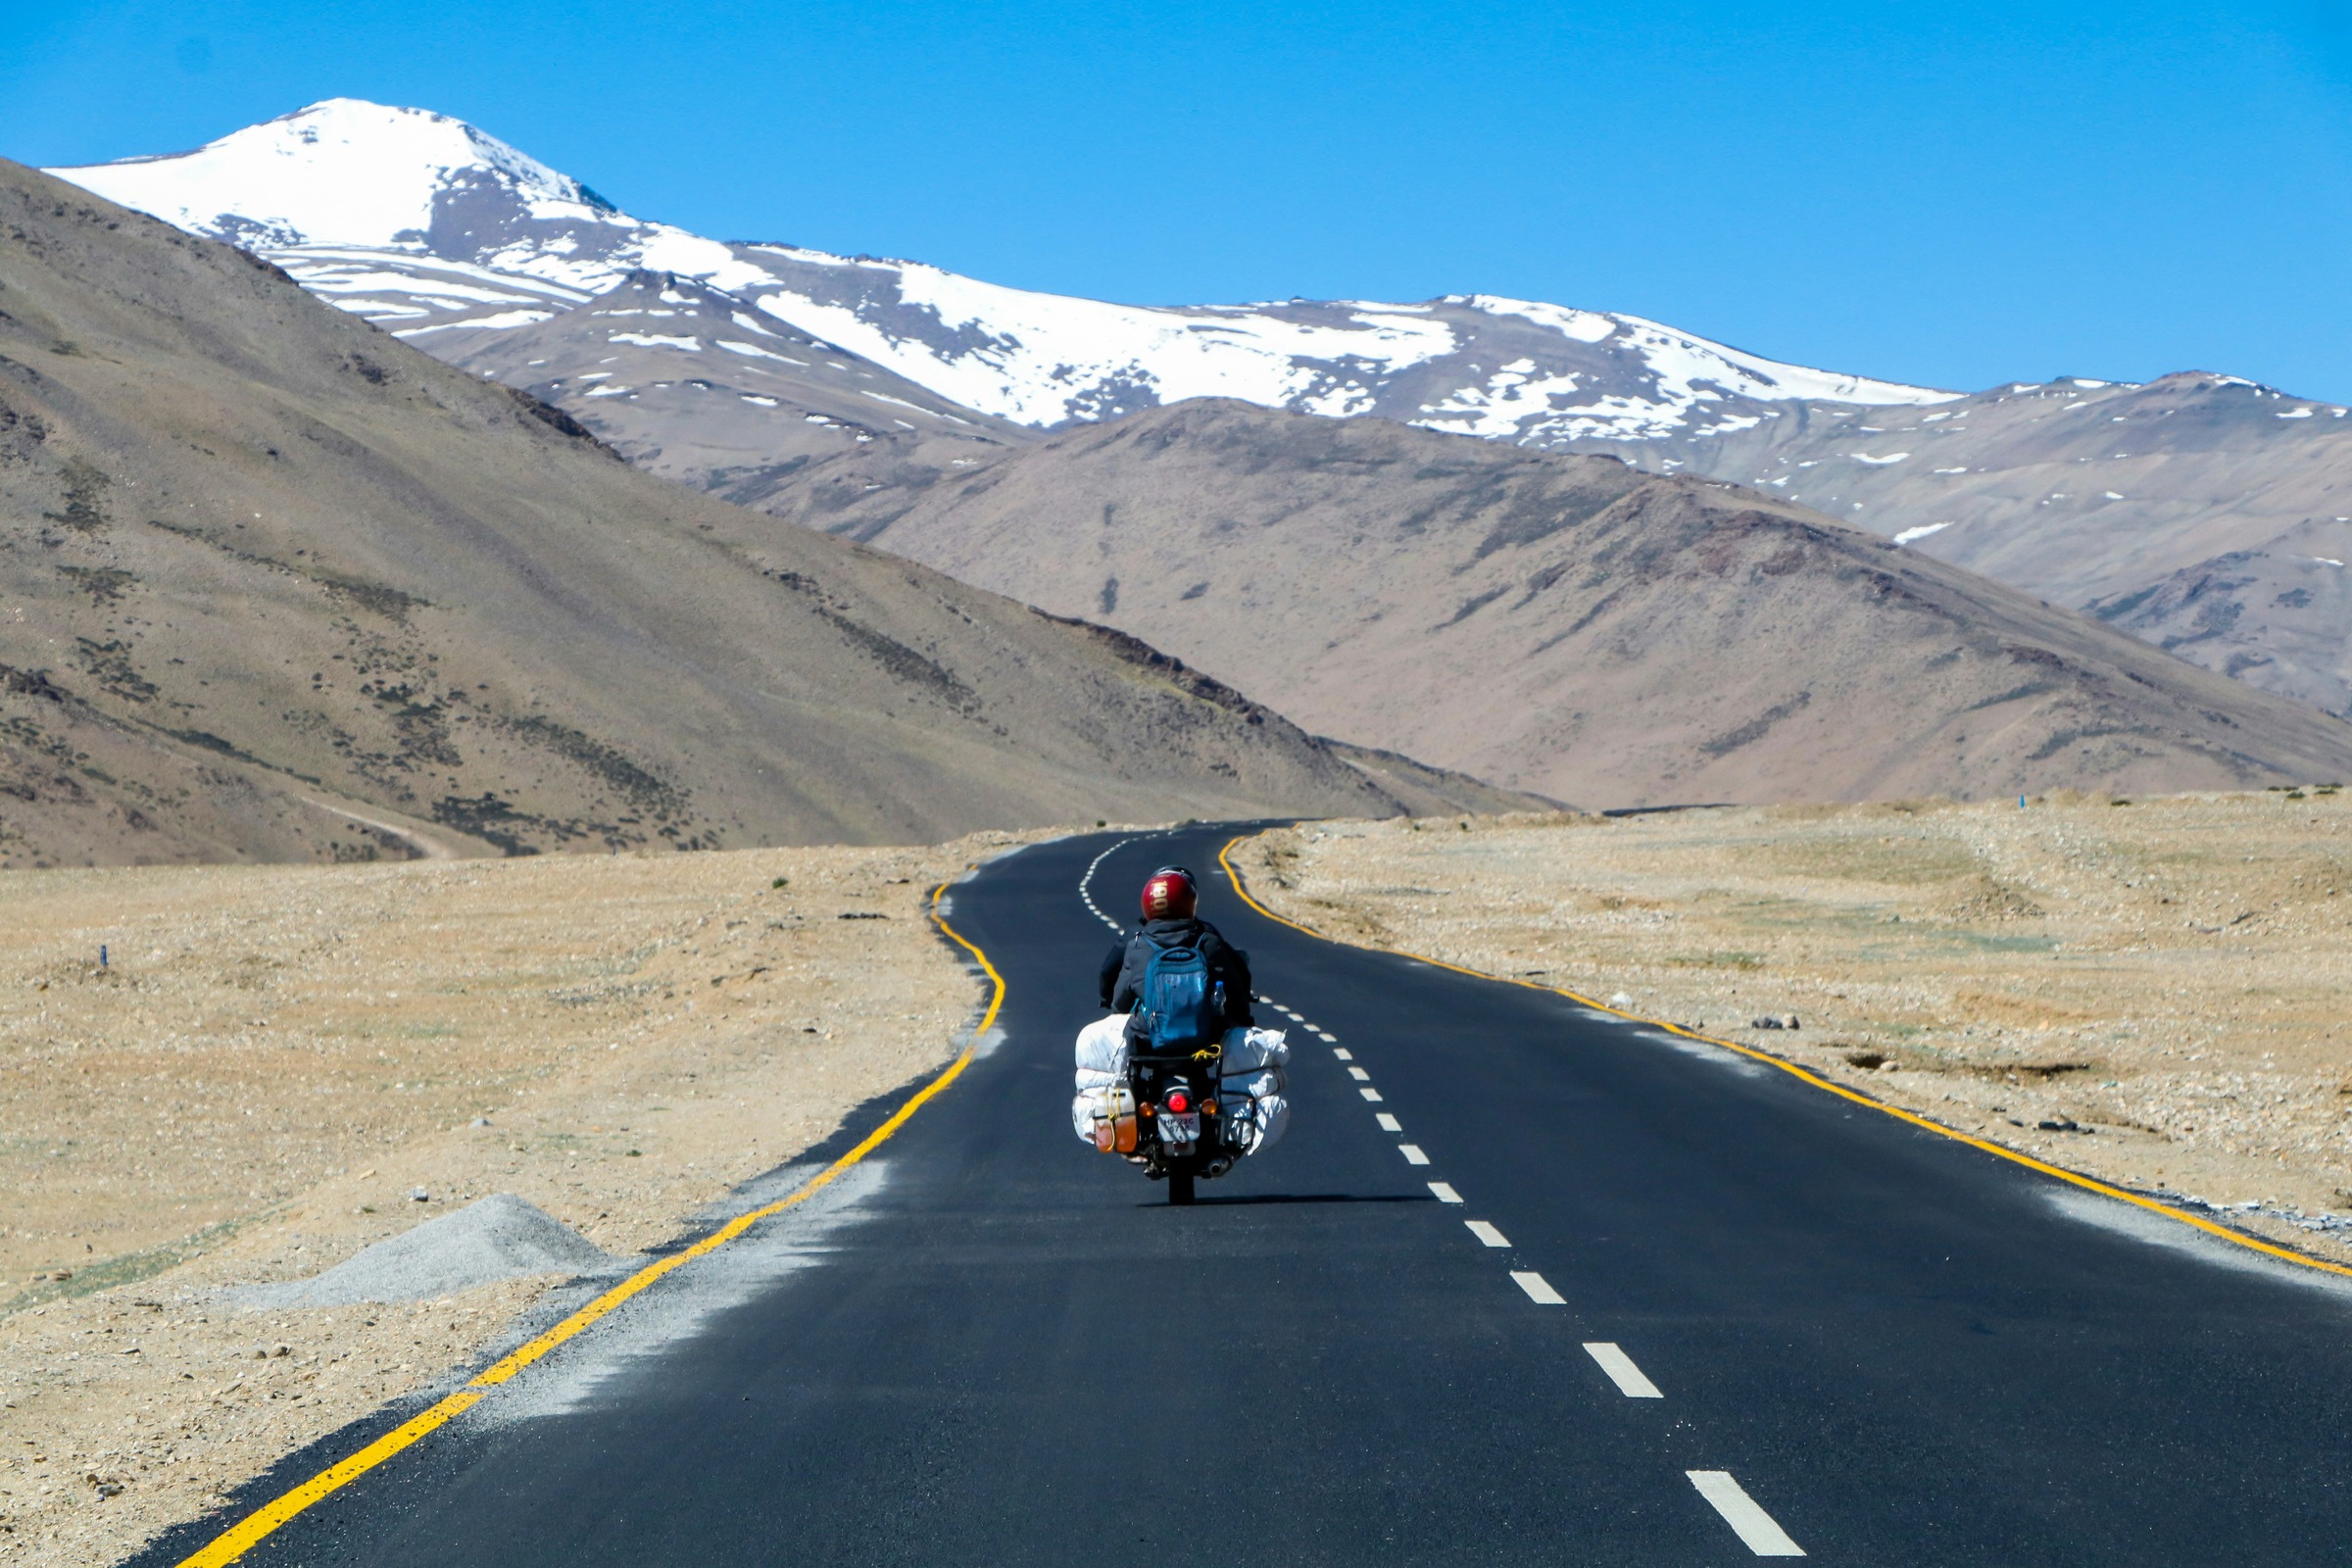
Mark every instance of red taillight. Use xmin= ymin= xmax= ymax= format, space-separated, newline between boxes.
xmin=1165 ymin=1091 xmax=1190 ymax=1114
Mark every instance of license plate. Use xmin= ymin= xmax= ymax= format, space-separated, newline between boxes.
xmin=1158 ymin=1112 xmax=1200 ymax=1144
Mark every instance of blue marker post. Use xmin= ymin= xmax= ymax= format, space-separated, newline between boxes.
xmin=2019 ymin=795 xmax=2027 ymax=808
xmin=100 ymin=944 xmax=109 ymax=968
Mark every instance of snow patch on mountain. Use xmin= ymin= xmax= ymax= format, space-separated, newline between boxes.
xmin=1465 ymin=295 xmax=1617 ymax=344
xmin=731 ymin=254 xmax=1467 ymax=425
xmin=1626 ymin=318 xmax=1947 ymax=408
xmin=1418 ymin=358 xmax=1588 ymax=439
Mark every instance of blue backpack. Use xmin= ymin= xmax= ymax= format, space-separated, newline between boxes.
xmin=1139 ymin=945 xmax=1222 ymax=1054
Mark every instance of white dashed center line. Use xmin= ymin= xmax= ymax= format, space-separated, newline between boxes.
xmin=1510 ymin=1270 xmax=1565 ymax=1305
xmin=1079 ymin=839 xmax=1140 ymax=934
xmin=1583 ymin=1343 xmax=1663 ymax=1398
xmin=1687 ymin=1472 xmax=1805 ymax=1556
xmin=1084 ymin=841 xmax=1798 ymax=1548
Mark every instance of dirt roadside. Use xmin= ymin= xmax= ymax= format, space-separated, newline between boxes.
xmin=0 ymin=831 xmax=1047 ymax=1566
xmin=1231 ymin=790 xmax=2352 ymax=1269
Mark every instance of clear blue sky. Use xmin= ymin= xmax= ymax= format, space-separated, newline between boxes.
xmin=8 ymin=2 xmax=2352 ymax=399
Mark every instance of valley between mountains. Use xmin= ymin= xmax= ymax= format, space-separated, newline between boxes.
xmin=0 ymin=160 xmax=1484 ymax=868
xmin=51 ymin=97 xmax=2352 ymax=745
xmin=14 ymin=86 xmax=2352 ymax=1568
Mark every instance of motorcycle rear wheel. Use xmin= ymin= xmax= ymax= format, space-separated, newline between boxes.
xmin=1167 ymin=1164 xmax=1196 ymax=1205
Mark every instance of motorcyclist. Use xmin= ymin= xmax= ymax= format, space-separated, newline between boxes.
xmin=1098 ymin=865 xmax=1256 ymax=1036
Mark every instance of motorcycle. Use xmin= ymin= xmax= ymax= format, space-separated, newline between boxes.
xmin=1122 ymin=1036 xmax=1246 ymax=1205
xmin=1077 ymin=966 xmax=1287 ymax=1205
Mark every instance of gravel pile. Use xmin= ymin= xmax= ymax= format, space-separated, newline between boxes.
xmin=239 ymin=1195 xmax=615 ymax=1307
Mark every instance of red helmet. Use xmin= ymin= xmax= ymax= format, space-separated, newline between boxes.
xmin=1141 ymin=866 xmax=1198 ymax=921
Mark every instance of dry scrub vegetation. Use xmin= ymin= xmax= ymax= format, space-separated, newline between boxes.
xmin=1235 ymin=790 xmax=2352 ymax=1266
xmin=0 ymin=836 xmax=1028 ymax=1566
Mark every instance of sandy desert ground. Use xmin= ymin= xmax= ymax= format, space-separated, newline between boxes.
xmin=19 ymin=791 xmax=2352 ymax=1563
xmin=0 ymin=833 xmax=1036 ymax=1566
xmin=1232 ymin=789 xmax=2352 ymax=1269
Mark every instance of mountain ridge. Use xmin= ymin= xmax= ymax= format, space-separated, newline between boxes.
xmin=0 ymin=159 xmax=1483 ymax=865
xmin=46 ymin=98 xmax=2352 ymax=728
xmin=47 ymin=100 xmax=1956 ymax=445
xmin=844 ymin=399 xmax=2352 ymax=807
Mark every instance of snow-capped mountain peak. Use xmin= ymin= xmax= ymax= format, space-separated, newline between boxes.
xmin=48 ymin=99 xmax=1959 ymax=445
xmin=58 ymin=99 xmax=619 ymax=253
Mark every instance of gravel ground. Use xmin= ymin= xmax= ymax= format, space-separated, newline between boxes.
xmin=1233 ymin=789 xmax=2352 ymax=1269
xmin=0 ymin=831 xmax=1041 ymax=1566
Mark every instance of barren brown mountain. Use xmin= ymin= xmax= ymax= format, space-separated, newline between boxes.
xmin=0 ymin=164 xmax=1459 ymax=865
xmin=1572 ymin=372 xmax=2352 ymax=718
xmin=846 ymin=400 xmax=2352 ymax=808
xmin=54 ymin=103 xmax=2352 ymax=725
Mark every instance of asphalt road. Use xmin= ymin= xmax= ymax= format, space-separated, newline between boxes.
xmin=180 ymin=825 xmax=2352 ymax=1565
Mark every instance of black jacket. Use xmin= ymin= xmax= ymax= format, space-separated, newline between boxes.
xmin=1098 ymin=916 xmax=1255 ymax=1031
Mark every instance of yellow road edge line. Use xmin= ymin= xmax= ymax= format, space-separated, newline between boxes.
xmin=173 ymin=876 xmax=1006 ymax=1567
xmin=175 ymin=1392 xmax=482 ymax=1568
xmin=1216 ymin=832 xmax=2352 ymax=1282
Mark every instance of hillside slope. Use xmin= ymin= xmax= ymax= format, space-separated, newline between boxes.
xmin=437 ymin=269 xmax=1036 ymax=533
xmin=60 ymin=101 xmax=2352 ymax=729
xmin=58 ymin=101 xmax=2352 ymax=727
xmin=1563 ymin=372 xmax=2352 ymax=715
xmin=0 ymin=163 xmax=1428 ymax=865
xmin=847 ymin=402 xmax=2352 ymax=808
